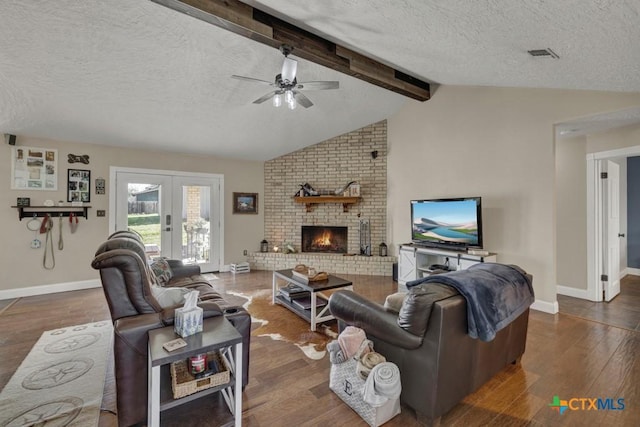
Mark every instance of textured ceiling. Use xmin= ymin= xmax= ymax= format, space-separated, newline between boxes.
xmin=1 ymin=0 xmax=639 ymax=160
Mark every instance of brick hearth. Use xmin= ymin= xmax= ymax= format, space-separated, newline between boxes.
xmin=247 ymin=252 xmax=396 ymax=276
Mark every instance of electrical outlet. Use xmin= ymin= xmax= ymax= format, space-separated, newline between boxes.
xmin=243 ymin=249 xmax=248 ymax=256
xmin=97 ymin=210 xmax=106 ymax=217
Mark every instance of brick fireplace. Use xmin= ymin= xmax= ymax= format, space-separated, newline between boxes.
xmin=248 ymin=120 xmax=396 ymax=276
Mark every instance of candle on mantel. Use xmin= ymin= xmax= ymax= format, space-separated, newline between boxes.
xmin=273 ymin=246 xmax=279 ymax=253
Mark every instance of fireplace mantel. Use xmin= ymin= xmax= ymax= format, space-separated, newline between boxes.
xmin=293 ymin=196 xmax=361 ymax=212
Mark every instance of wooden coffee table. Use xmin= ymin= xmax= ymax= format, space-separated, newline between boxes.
xmin=272 ymin=269 xmax=352 ymax=331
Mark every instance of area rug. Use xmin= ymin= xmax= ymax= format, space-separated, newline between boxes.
xmin=0 ymin=321 xmax=113 ymax=427
xmin=202 ymin=273 xmax=219 ymax=281
xmin=227 ymin=290 xmax=338 ymax=360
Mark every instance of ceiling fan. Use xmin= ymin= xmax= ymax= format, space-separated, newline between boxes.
xmin=231 ymin=45 xmax=339 ymax=109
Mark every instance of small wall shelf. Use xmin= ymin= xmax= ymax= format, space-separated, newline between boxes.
xmin=12 ymin=206 xmax=91 ymax=220
xmin=294 ymin=196 xmax=361 ymax=212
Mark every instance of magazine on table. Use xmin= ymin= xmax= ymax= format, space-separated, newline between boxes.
xmin=291 ymin=294 xmax=328 ymax=310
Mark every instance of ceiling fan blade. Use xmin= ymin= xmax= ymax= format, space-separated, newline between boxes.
xmin=252 ymin=91 xmax=277 ymax=104
xmin=281 ymin=57 xmax=298 ymax=83
xmin=297 ymin=81 xmax=339 ymax=91
xmin=294 ymin=91 xmax=313 ymax=108
xmin=231 ymin=75 xmax=274 ymax=86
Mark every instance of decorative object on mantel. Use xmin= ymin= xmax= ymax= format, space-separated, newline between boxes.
xmin=334 ymin=181 xmax=357 ymax=196
xmin=297 ymin=182 xmax=318 ymax=197
xmin=67 ymin=153 xmax=90 ymax=164
xmin=284 ymin=242 xmax=297 ymax=254
xmin=260 ymin=239 xmax=269 ymax=253
xmin=379 ymin=242 xmax=388 ymax=257
xmin=233 ymin=192 xmax=258 ymax=214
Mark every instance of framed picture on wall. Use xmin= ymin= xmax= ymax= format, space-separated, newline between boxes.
xmin=233 ymin=192 xmax=258 ymax=214
xmin=67 ymin=169 xmax=91 ymax=203
xmin=11 ymin=146 xmax=58 ymax=190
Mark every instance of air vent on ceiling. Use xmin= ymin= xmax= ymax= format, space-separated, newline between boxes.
xmin=528 ymin=48 xmax=559 ymax=59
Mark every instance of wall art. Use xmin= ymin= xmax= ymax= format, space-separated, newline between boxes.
xmin=11 ymin=146 xmax=58 ymax=190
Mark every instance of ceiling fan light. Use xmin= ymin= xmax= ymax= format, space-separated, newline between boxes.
xmin=285 ymin=90 xmax=294 ymax=103
xmin=287 ymin=98 xmax=296 ymax=110
xmin=273 ymin=93 xmax=282 ymax=107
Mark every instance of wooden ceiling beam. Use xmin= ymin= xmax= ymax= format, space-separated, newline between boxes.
xmin=151 ymin=0 xmax=431 ymax=101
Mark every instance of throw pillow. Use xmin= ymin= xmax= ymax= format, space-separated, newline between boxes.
xmin=383 ymin=292 xmax=406 ymax=313
xmin=151 ymin=285 xmax=190 ymax=308
xmin=150 ymin=258 xmax=173 ymax=286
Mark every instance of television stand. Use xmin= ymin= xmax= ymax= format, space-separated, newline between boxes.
xmin=397 ymin=244 xmax=497 ymax=290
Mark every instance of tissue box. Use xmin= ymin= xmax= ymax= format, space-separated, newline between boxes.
xmin=174 ymin=306 xmax=203 ymax=338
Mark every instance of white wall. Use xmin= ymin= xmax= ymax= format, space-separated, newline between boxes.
xmin=387 ymin=85 xmax=640 ymax=307
xmin=1 ymin=136 xmax=264 ymax=293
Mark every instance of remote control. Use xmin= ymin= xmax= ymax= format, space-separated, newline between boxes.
xmin=162 ymin=338 xmax=187 ymax=352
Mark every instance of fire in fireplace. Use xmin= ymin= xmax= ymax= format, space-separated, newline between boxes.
xmin=301 ymin=226 xmax=348 ymax=253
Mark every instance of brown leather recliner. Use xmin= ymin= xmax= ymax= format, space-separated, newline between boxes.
xmin=328 ymin=278 xmax=530 ymax=426
xmin=92 ymin=234 xmax=251 ymax=427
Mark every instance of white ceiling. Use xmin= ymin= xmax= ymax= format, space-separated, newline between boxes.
xmin=1 ymin=0 xmax=639 ymax=160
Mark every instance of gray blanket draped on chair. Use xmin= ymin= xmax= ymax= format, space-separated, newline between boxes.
xmin=407 ymin=263 xmax=534 ymax=341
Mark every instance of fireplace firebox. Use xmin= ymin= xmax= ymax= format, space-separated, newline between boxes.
xmin=301 ymin=226 xmax=348 ymax=253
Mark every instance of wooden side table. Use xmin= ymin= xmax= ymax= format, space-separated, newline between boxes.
xmin=148 ymin=316 xmax=243 ymax=426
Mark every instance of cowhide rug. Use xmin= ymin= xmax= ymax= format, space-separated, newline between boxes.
xmin=227 ymin=289 xmax=338 ymax=360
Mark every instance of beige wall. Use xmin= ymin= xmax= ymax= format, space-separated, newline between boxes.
xmin=387 ymin=85 xmax=640 ymax=305
xmin=1 ymin=136 xmax=264 ymax=291
xmin=587 ymin=123 xmax=640 ymax=153
xmin=555 ymin=136 xmax=588 ymax=289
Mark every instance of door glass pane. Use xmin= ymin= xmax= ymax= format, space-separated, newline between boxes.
xmin=127 ymin=183 xmax=162 ymax=260
xmin=181 ymin=185 xmax=211 ymax=265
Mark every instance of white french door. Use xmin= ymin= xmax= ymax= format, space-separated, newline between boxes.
xmin=111 ymin=167 xmax=223 ymax=272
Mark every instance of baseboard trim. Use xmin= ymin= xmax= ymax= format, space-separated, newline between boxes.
xmin=530 ymin=299 xmax=559 ymax=314
xmin=626 ymin=267 xmax=640 ymax=277
xmin=0 ymin=279 xmax=101 ymax=300
xmin=556 ymin=285 xmax=590 ymax=300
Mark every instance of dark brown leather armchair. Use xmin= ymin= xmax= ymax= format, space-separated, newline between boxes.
xmin=329 ymin=281 xmax=529 ymax=426
xmin=92 ymin=235 xmax=251 ymax=427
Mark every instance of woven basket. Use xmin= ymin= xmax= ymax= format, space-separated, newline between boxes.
xmin=170 ymin=351 xmax=230 ymax=399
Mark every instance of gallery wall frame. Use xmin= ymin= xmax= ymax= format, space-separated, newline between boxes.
xmin=67 ymin=169 xmax=91 ymax=203
xmin=232 ymin=192 xmax=258 ymax=214
xmin=10 ymin=146 xmax=58 ymax=190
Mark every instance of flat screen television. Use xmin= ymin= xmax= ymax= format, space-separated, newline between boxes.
xmin=411 ymin=197 xmax=483 ymax=250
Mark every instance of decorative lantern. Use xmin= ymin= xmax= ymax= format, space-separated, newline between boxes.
xmin=379 ymin=242 xmax=388 ymax=257
xmin=260 ymin=239 xmax=269 ymax=253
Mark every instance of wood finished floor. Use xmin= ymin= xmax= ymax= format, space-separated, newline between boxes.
xmin=1 ymin=270 xmax=639 ymax=426
xmin=558 ymin=275 xmax=640 ymax=331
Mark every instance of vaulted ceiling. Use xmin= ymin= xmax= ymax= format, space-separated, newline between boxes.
xmin=1 ymin=1 xmax=639 ymax=160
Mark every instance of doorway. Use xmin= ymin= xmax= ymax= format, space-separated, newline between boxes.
xmin=110 ymin=167 xmax=223 ymax=272
xmin=586 ymin=146 xmax=640 ymax=302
